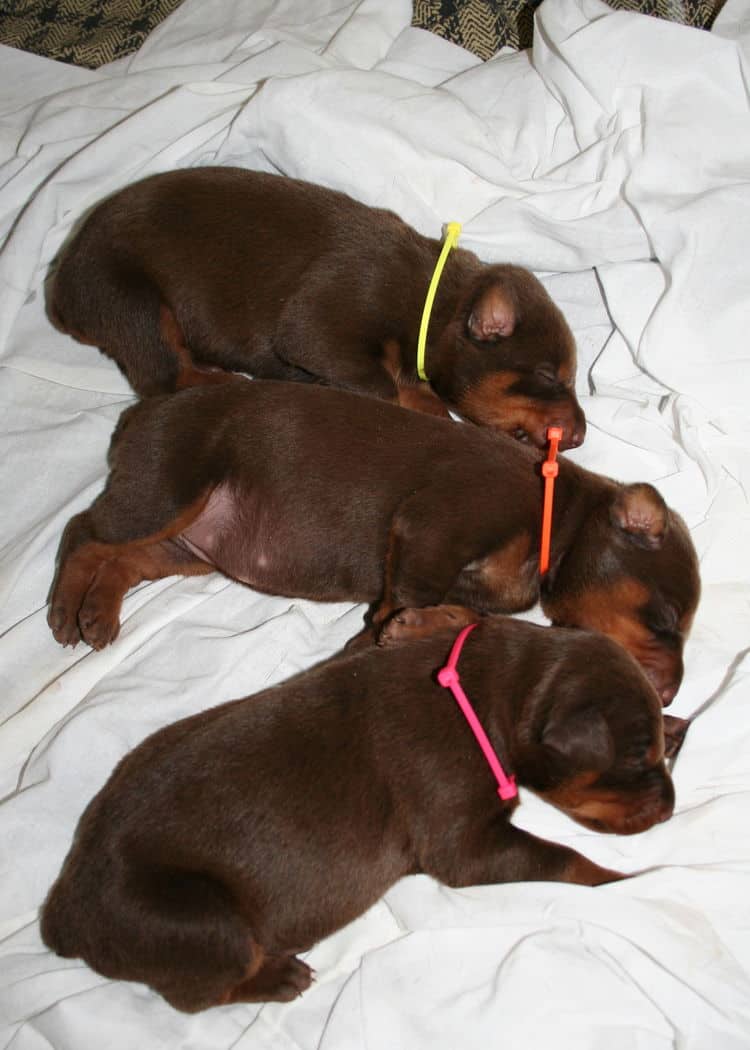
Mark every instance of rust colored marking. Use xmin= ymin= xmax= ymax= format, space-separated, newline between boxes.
xmin=470 ymin=533 xmax=535 ymax=611
xmin=159 ymin=304 xmax=238 ymax=389
xmin=49 ymin=491 xmax=214 ymax=649
xmin=548 ymin=577 xmax=652 ymax=650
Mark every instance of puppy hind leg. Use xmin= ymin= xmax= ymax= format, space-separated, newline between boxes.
xmin=82 ymin=866 xmax=273 ymax=1013
xmin=374 ymin=493 xmax=486 ymax=632
xmin=47 ymin=510 xmax=101 ymax=646
xmin=74 ymin=539 xmax=213 ymax=650
xmin=50 ymin=252 xmax=179 ymax=397
xmin=224 ymin=950 xmax=313 ymax=1005
xmin=48 ymin=488 xmax=214 ymax=648
xmin=138 ymin=871 xmax=312 ymax=1011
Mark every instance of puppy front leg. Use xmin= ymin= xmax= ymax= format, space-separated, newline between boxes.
xmin=426 ymin=820 xmax=624 ymax=888
xmin=275 ymin=321 xmax=402 ymax=404
xmin=396 ymin=383 xmax=451 ymax=418
xmin=374 ymin=492 xmax=490 ymax=631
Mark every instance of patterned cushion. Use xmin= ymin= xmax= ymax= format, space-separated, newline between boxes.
xmin=0 ymin=0 xmax=183 ymax=68
xmin=0 ymin=0 xmax=728 ymax=69
xmin=412 ymin=0 xmax=726 ymax=59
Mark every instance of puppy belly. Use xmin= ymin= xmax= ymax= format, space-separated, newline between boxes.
xmin=176 ymin=483 xmax=378 ymax=602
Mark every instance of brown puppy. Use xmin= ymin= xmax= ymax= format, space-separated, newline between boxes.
xmin=41 ymin=615 xmax=673 ymax=1013
xmin=46 ymin=381 xmax=699 ymax=703
xmin=46 ymin=166 xmax=585 ymax=449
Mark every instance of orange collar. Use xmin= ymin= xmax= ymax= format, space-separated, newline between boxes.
xmin=539 ymin=427 xmax=562 ymax=575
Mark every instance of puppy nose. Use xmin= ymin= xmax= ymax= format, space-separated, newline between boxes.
xmin=644 ymin=659 xmax=682 ymax=708
xmin=556 ymin=420 xmax=586 ymax=450
xmin=659 ymin=682 xmax=678 ymax=706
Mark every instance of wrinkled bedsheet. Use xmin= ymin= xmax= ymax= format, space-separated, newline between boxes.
xmin=1 ymin=1 xmax=750 ymax=1046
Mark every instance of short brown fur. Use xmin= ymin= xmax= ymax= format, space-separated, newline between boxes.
xmin=46 ymin=167 xmax=585 ymax=449
xmin=47 ymin=381 xmax=700 ymax=703
xmin=41 ymin=615 xmax=673 ymax=1012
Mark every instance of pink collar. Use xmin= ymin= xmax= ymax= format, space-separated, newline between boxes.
xmin=437 ymin=624 xmax=518 ymax=801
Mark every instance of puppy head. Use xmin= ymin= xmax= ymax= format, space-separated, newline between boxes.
xmin=542 ymin=482 xmax=700 ymax=705
xmin=515 ymin=633 xmax=674 ymax=835
xmin=432 ymin=265 xmax=586 ymax=450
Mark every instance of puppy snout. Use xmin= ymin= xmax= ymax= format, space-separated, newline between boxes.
xmin=641 ymin=649 xmax=683 ymax=708
xmin=658 ymin=681 xmax=679 ymax=707
xmin=541 ymin=412 xmax=586 ymax=451
xmin=559 ymin=419 xmax=586 ymax=450
xmin=646 ymin=664 xmax=682 ymax=707
xmin=621 ymin=783 xmax=674 ymax=834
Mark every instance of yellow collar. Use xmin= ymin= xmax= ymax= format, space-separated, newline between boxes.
xmin=416 ymin=221 xmax=462 ymax=382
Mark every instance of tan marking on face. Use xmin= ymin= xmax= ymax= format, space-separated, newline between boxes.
xmin=457 ymin=373 xmax=519 ymax=425
xmin=541 ymin=767 xmax=674 ymax=834
xmin=551 ymin=577 xmax=686 ymax=703
xmin=548 ymin=577 xmax=653 ymax=653
xmin=457 ymin=373 xmax=584 ymax=448
xmin=547 ymin=577 xmax=687 ymax=702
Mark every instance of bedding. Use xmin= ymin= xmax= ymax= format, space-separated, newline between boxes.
xmin=1 ymin=0 xmax=750 ymax=1047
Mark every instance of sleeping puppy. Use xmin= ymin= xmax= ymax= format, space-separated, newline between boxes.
xmin=46 ymin=381 xmax=700 ymax=703
xmin=46 ymin=166 xmax=585 ymax=449
xmin=41 ymin=614 xmax=673 ymax=1013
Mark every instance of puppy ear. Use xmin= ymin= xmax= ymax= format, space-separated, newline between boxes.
xmin=541 ymin=706 xmax=614 ymax=773
xmin=610 ymin=483 xmax=668 ymax=550
xmin=467 ymin=283 xmax=516 ymax=341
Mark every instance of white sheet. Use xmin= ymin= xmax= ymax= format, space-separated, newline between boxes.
xmin=1 ymin=0 xmax=750 ymax=1046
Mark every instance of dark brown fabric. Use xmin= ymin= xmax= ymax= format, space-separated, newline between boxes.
xmin=412 ymin=0 xmax=727 ymax=59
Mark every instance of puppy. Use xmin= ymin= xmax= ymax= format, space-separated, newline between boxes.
xmin=46 ymin=166 xmax=585 ymax=449
xmin=46 ymin=381 xmax=699 ymax=703
xmin=41 ymin=614 xmax=673 ymax=1013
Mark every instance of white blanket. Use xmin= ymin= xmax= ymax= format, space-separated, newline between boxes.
xmin=1 ymin=1 xmax=750 ymax=1046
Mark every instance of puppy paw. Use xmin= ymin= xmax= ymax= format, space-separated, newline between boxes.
xmin=228 ymin=953 xmax=313 ymax=1004
xmin=270 ymin=955 xmax=314 ymax=1001
xmin=378 ymin=605 xmax=476 ymax=646
xmin=47 ymin=598 xmax=82 ymax=648
xmin=77 ymin=597 xmax=121 ymax=650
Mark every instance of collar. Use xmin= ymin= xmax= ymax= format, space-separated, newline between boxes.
xmin=416 ymin=222 xmax=462 ymax=382
xmin=437 ymin=623 xmax=518 ymax=801
xmin=539 ymin=426 xmax=562 ymax=575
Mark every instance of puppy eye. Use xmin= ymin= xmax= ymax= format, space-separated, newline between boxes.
xmin=644 ymin=602 xmax=680 ymax=638
xmin=534 ymin=364 xmax=558 ymax=386
xmin=655 ymin=606 xmax=680 ymax=633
